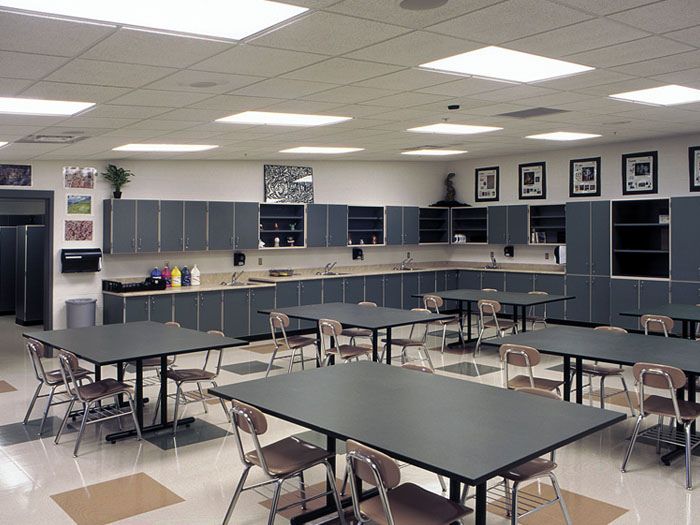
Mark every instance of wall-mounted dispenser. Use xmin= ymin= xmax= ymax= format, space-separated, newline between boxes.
xmin=234 ymin=251 xmax=246 ymax=266
xmin=503 ymin=245 xmax=514 ymax=258
xmin=352 ymin=248 xmax=364 ymax=261
xmin=61 ymin=248 xmax=102 ymax=273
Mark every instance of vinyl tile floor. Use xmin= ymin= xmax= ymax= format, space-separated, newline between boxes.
xmin=1 ymin=316 xmax=698 ymax=524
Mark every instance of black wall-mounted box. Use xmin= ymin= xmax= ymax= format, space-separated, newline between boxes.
xmin=61 ymin=248 xmax=102 ymax=273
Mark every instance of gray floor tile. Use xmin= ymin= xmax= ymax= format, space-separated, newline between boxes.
xmin=437 ymin=362 xmax=500 ymax=377
xmin=0 ymin=416 xmax=74 ymax=446
xmin=222 ymin=360 xmax=283 ymax=375
xmin=145 ymin=418 xmax=228 ymax=450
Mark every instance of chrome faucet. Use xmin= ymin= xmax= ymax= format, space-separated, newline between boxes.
xmin=393 ymin=257 xmax=413 ymax=271
xmin=316 ymin=262 xmax=338 ymax=275
xmin=485 ymin=253 xmax=498 ymax=270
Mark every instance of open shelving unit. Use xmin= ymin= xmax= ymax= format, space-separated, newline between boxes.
xmin=259 ymin=203 xmax=305 ymax=249
xmin=529 ymin=204 xmax=566 ymax=245
xmin=612 ymin=198 xmax=669 ymax=278
xmin=347 ymin=206 xmax=384 ymax=246
xmin=451 ymin=207 xmax=487 ymax=244
xmin=419 ymin=207 xmax=450 ymax=244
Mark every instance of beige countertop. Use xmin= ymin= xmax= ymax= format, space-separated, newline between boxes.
xmin=103 ymin=281 xmax=274 ymax=297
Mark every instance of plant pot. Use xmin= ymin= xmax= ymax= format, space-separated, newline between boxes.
xmin=113 ymin=191 xmax=122 ymax=199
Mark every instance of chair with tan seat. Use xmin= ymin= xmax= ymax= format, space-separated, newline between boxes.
xmin=379 ymin=308 xmax=434 ymax=368
xmin=641 ymin=314 xmax=673 ymax=337
xmin=341 ymin=301 xmax=377 ymax=345
xmin=23 ymin=338 xmax=93 ymax=435
xmin=475 ymin=299 xmax=518 ymax=355
xmin=319 ymin=319 xmax=373 ymax=366
xmin=267 ymin=312 xmax=318 ymax=377
xmin=526 ymin=291 xmax=549 ymax=329
xmin=499 ymin=344 xmax=564 ymax=394
xmin=223 ymin=400 xmax=346 ymax=525
xmin=345 ymin=439 xmax=471 ymax=525
xmin=621 ymin=362 xmax=700 ymax=489
xmin=423 ymin=295 xmax=465 ymax=354
xmin=54 ymin=350 xmax=141 ymax=457
xmin=123 ymin=321 xmax=180 ymax=397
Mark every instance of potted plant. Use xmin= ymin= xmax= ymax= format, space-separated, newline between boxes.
xmin=101 ymin=164 xmax=134 ymax=199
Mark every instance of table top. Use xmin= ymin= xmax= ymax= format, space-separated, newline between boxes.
xmin=417 ymin=288 xmax=574 ymax=306
xmin=486 ymin=326 xmax=700 ymax=375
xmin=259 ymin=302 xmax=453 ymax=330
xmin=210 ymin=362 xmax=623 ymax=484
xmin=25 ymin=321 xmax=246 ymax=365
xmin=620 ymin=303 xmax=700 ymax=322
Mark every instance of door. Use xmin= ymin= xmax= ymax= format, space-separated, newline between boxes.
xmin=671 ymin=197 xmax=700 ymax=282
xmin=306 ymin=204 xmax=328 ymax=248
xmin=0 ymin=227 xmax=16 ymax=313
xmin=249 ymin=287 xmax=275 ymax=336
xmin=275 ymin=281 xmax=300 ymax=330
xmin=327 ymin=204 xmax=348 ymax=247
xmin=565 ymin=202 xmax=590 ymax=276
xmin=160 ymin=200 xmax=184 ymax=252
xmin=125 ymin=296 xmax=149 ymax=323
xmin=507 ymin=205 xmax=529 ymax=245
xmin=323 ymin=279 xmax=343 ymax=304
xmin=591 ymin=201 xmax=610 ymax=276
xmin=590 ymin=276 xmax=610 ymax=325
xmin=610 ymin=279 xmax=639 ymax=330
xmin=136 ymin=200 xmax=159 ymax=253
xmin=402 ymin=273 xmax=420 ymax=309
xmin=208 ymin=201 xmax=235 ymax=251
xmin=111 ymin=199 xmax=136 ymax=253
xmin=534 ymin=274 xmax=566 ymax=320
xmin=234 ymin=202 xmax=259 ymax=250
xmin=149 ymin=295 xmax=173 ymax=323
xmin=639 ymin=280 xmax=670 ymax=314
xmin=199 ymin=291 xmax=222 ymax=332
xmin=223 ymin=289 xmax=249 ymax=338
xmin=565 ymin=275 xmax=590 ymax=323
xmin=184 ymin=201 xmax=207 ymax=251
xmin=174 ymin=293 xmax=198 ymax=330
xmin=385 ymin=206 xmax=403 ymax=245
xmin=671 ymin=281 xmax=700 ymax=304
xmin=403 ymin=206 xmax=420 ymax=245
xmin=299 ymin=280 xmax=322 ymax=330
xmin=343 ymin=276 xmax=365 ymax=304
xmin=384 ymin=274 xmax=402 ymax=309
xmin=364 ymin=275 xmax=384 ymax=306
xmin=487 ymin=206 xmax=507 ymax=244
xmin=435 ymin=271 xmax=446 ymax=292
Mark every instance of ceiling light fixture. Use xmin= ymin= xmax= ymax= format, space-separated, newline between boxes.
xmin=113 ymin=144 xmax=219 ymax=152
xmin=0 ymin=96 xmax=94 ymax=116
xmin=407 ymin=123 xmax=502 ymax=135
xmin=420 ymin=46 xmax=593 ymax=83
xmin=280 ymin=147 xmax=364 ymax=154
xmin=526 ymin=131 xmax=601 ymax=141
xmin=609 ymin=85 xmax=700 ymax=106
xmin=399 ymin=0 xmax=448 ymax=10
xmin=401 ymin=149 xmax=467 ymax=156
xmin=0 ymin=0 xmax=307 ymax=41
xmin=217 ymin=111 xmax=352 ymax=127
xmin=0 ymin=142 xmax=8 ymax=148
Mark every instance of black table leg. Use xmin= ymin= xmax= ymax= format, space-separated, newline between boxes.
xmin=372 ymin=329 xmax=378 ymax=362
xmin=326 ymin=434 xmax=336 ymax=508
xmin=475 ymin=482 xmax=487 ymax=525
xmin=458 ymin=300 xmax=464 ymax=335
xmin=521 ymin=305 xmax=527 ymax=333
xmin=683 ymin=320 xmax=689 ymax=339
xmin=449 ymin=478 xmax=460 ymax=502
xmin=116 ymin=361 xmax=125 ymax=406
xmin=466 ymin=301 xmax=472 ymax=342
xmin=135 ymin=358 xmax=143 ymax=429
xmin=385 ymin=327 xmax=392 ymax=364
xmin=575 ymin=357 xmax=583 ymax=404
xmin=315 ymin=326 xmax=322 ymax=367
xmin=94 ymin=363 xmax=101 ymax=381
xmin=563 ymin=356 xmax=571 ymax=402
xmin=160 ymin=355 xmax=168 ymax=426
xmin=449 ymin=300 xmax=471 ymax=349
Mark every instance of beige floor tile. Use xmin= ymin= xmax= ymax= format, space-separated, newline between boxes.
xmin=258 ymin=479 xmax=343 ymax=520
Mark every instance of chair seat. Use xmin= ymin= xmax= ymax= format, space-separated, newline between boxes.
xmin=341 ymin=327 xmax=372 ymax=338
xmin=483 ymin=319 xmax=516 ymax=329
xmin=431 ymin=316 xmax=460 ymax=326
xmin=46 ymin=367 xmax=92 ymax=385
xmin=327 ymin=344 xmax=372 ymax=359
xmin=126 ymin=356 xmax=176 ymax=369
xmin=165 ymin=368 xmax=216 ymax=383
xmin=245 ymin=436 xmax=331 ymax=476
xmin=360 ymin=482 xmax=471 ymax=525
xmin=643 ymin=395 xmax=700 ymax=422
xmin=77 ymin=378 xmax=131 ymax=402
xmin=581 ymin=363 xmax=623 ymax=376
xmin=381 ymin=338 xmax=423 ymax=347
xmin=501 ymin=457 xmax=557 ymax=482
xmin=507 ymin=375 xmax=564 ymax=392
xmin=285 ymin=335 xmax=318 ymax=349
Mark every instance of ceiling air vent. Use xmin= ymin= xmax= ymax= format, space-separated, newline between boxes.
xmin=17 ymin=133 xmax=87 ymax=144
xmin=497 ymin=107 xmax=570 ymax=119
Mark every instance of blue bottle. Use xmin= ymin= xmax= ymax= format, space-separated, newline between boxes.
xmin=150 ymin=267 xmax=161 ymax=279
xmin=181 ymin=266 xmax=191 ymax=286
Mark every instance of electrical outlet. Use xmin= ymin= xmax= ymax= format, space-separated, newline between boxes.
xmin=406 ymin=251 xmax=411 ymax=258
xmin=258 ymin=257 xmax=263 ymax=265
xmin=545 ymin=253 xmax=550 ymax=260
xmin=490 ymin=251 xmax=494 ymax=257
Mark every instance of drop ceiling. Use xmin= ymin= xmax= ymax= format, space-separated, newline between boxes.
xmin=0 ymin=0 xmax=698 ymax=161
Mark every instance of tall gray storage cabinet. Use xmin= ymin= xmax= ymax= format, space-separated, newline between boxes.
xmin=15 ymin=225 xmax=44 ymax=325
xmin=0 ymin=227 xmax=16 ymax=314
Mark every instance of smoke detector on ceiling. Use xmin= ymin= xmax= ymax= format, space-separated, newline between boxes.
xmin=399 ymin=0 xmax=448 ymax=10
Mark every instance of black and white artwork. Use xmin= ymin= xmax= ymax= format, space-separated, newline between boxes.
xmin=570 ymin=157 xmax=601 ymax=197
xmin=475 ymin=166 xmax=499 ymax=202
xmin=518 ymin=162 xmax=546 ymax=200
xmin=264 ymin=164 xmax=314 ymax=203
xmin=689 ymin=146 xmax=700 ymax=192
xmin=622 ymin=151 xmax=657 ymax=195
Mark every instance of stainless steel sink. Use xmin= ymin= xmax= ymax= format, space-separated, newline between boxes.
xmin=319 ymin=272 xmax=350 ymax=276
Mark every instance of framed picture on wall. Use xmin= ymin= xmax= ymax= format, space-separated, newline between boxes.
xmin=474 ymin=166 xmax=499 ymax=202
xmin=690 ymin=146 xmax=700 ymax=192
xmin=622 ymin=151 xmax=658 ymax=195
xmin=518 ymin=162 xmax=546 ymax=200
xmin=0 ymin=164 xmax=31 ymax=186
xmin=569 ymin=157 xmax=601 ymax=197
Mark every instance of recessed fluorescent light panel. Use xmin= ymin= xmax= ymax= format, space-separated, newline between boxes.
xmin=280 ymin=147 xmax=364 ymax=154
xmin=407 ymin=123 xmax=502 ymax=135
xmin=217 ymin=111 xmax=352 ymax=127
xmin=609 ymin=85 xmax=700 ymax=106
xmin=420 ymin=46 xmax=593 ymax=83
xmin=401 ymin=149 xmax=467 ymax=156
xmin=113 ymin=144 xmax=219 ymax=152
xmin=0 ymin=0 xmax=307 ymax=40
xmin=0 ymin=142 xmax=8 ymax=148
xmin=0 ymin=96 xmax=94 ymax=116
xmin=526 ymin=132 xmax=601 ymax=141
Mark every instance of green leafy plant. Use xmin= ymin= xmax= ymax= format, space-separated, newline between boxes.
xmin=101 ymin=164 xmax=134 ymax=193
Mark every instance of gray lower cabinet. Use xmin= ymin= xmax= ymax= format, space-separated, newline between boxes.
xmin=671 ymin=281 xmax=700 ymax=304
xmin=234 ymin=202 xmax=259 ymax=250
xmin=591 ymin=201 xmax=610 ymax=276
xmin=505 ymin=272 xmax=533 ymax=316
xmin=299 ymin=280 xmax=322 ymax=330
xmin=223 ymin=289 xmax=249 ymax=339
xmin=671 ymin=197 xmax=700 ymax=282
xmin=160 ymin=201 xmax=184 ymax=252
xmin=590 ymin=276 xmax=610 ymax=325
xmin=458 ymin=270 xmax=481 ymax=289
xmin=487 ymin=206 xmax=507 ymax=245
xmin=103 ymin=295 xmax=124 ymax=325
xmin=276 ymin=281 xmax=300 ymax=330
xmin=174 ymin=293 xmax=198 ymax=330
xmin=418 ymin=271 xmax=436 ymax=295
xmin=566 ymin=275 xmax=590 ymax=323
xmin=534 ymin=274 xmax=566 ymax=320
xmin=364 ymin=275 xmax=384 ymax=306
xmin=435 ymin=271 xmax=446 ymax=292
xmin=208 ymin=201 xmax=235 ymax=251
xmin=323 ymin=279 xmax=343 ymax=304
xmin=443 ymin=270 xmax=459 ymax=311
xmin=481 ymin=271 xmax=505 ymax=291
xmin=306 ymin=204 xmax=328 ymax=248
xmin=402 ymin=273 xmax=420 ymax=309
xmin=384 ymin=274 xmax=402 ymax=309
xmin=386 ymin=207 xmax=403 ymax=246
xmin=184 ymin=201 xmax=207 ymax=251
xmin=343 ymin=276 xmax=365 ymax=304
xmin=125 ymin=296 xmax=149 ymax=323
xmin=198 ymin=291 xmax=222 ymax=332
xmin=249 ymin=287 xmax=275 ymax=336
xmin=149 ymin=295 xmax=173 ymax=323
xmin=137 ymin=200 xmax=159 ymax=253
xmin=639 ymin=280 xmax=670 ymax=313
xmin=610 ymin=279 xmax=639 ymax=330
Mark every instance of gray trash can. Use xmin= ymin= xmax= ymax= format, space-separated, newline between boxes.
xmin=66 ymin=298 xmax=97 ymax=328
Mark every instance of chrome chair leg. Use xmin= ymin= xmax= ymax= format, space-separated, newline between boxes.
xmin=265 ymin=347 xmax=280 ymax=378
xmin=599 ymin=376 xmax=606 ymax=409
xmin=23 ymin=382 xmax=43 ymax=425
xmin=324 ymin=461 xmax=348 ymax=525
xmin=267 ymin=480 xmax=283 ymax=525
xmin=299 ymin=471 xmax=307 ymax=510
xmin=420 ymin=344 xmax=434 ymax=369
xmin=621 ymin=414 xmax=644 ymax=473
xmin=288 ymin=349 xmax=298 ymax=374
xmin=73 ymin=402 xmax=90 ymax=457
xmin=152 ymin=389 xmax=162 ymax=425
xmin=620 ymin=376 xmax=636 ymax=416
xmin=38 ymin=385 xmax=57 ymax=435
xmin=504 ymin=479 xmax=511 ymax=517
xmin=54 ymin=397 xmax=75 ymax=444
xmin=656 ymin=416 xmax=664 ymax=454
xmin=114 ymin=395 xmax=123 ymax=431
xmin=127 ymin=395 xmax=142 ymax=441
xmin=172 ymin=385 xmax=183 ymax=435
xmin=550 ymin=472 xmax=573 ymax=525
xmin=685 ymin=423 xmax=693 ymax=490
xmin=222 ymin=465 xmax=251 ymax=525
xmin=438 ymin=475 xmax=447 ymax=492
xmin=197 ymin=382 xmax=209 ymax=413
xmin=460 ymin=483 xmax=469 ymax=506
xmin=440 ymin=324 xmax=447 ymax=354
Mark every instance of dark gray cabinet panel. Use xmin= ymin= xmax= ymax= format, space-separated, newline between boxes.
xmin=384 ymin=274 xmax=402 ymax=309
xmin=610 ymin=279 xmax=639 ymax=330
xmin=443 ymin=270 xmax=459 ymax=311
xmin=234 ymin=202 xmax=259 ymax=250
xmin=507 ymin=205 xmax=529 ymax=245
xmin=16 ymin=226 xmax=44 ymax=324
xmin=671 ymin=281 xmax=700 ymax=304
xmin=386 ymin=206 xmax=403 ymax=245
xmin=184 ymin=201 xmax=207 ymax=251
xmin=487 ymin=206 xmax=507 ymax=244
xmin=591 ymin=201 xmax=610 ymax=276
xmin=505 ymin=273 xmax=533 ymax=293
xmin=418 ymin=271 xmax=436 ymax=294
xmin=639 ymin=280 xmax=669 ymax=314
xmin=328 ymin=204 xmax=348 ymax=247
xmin=481 ymin=271 xmax=505 ymax=291
xmin=125 ymin=296 xmax=149 ymax=323
xmin=0 ymin=227 xmax=16 ymax=313
xmin=249 ymin=287 xmax=275 ymax=336
xmin=110 ymin=199 xmax=136 ymax=254
xmin=403 ymin=207 xmax=420 ymax=245
xmin=174 ymin=293 xmax=198 ymax=330
xmin=402 ymin=273 xmax=420 ymax=309
xmin=364 ymin=275 xmax=384 ymax=306
xmin=566 ymin=202 xmax=590 ymax=276
xmin=435 ymin=271 xmax=446 ymax=292
xmin=299 ymin=279 xmax=322 ymax=330
xmin=136 ymin=200 xmax=159 ymax=253
xmin=199 ymin=291 xmax=222 ymax=332
xmin=276 ymin=281 xmax=300 ymax=330
xmin=208 ymin=201 xmax=235 ymax=251
xmin=534 ymin=274 xmax=566 ymax=320
xmin=671 ymin=197 xmax=700 ymax=282
xmin=103 ymin=295 xmax=124 ymax=325
xmin=160 ymin=201 xmax=184 ymax=252
xmin=343 ymin=276 xmax=365 ymax=304
xmin=223 ymin=289 xmax=249 ymax=339
xmin=306 ymin=204 xmax=327 ymax=248
xmin=590 ymin=276 xmax=610 ymax=325
xmin=323 ymin=279 xmax=343 ymax=304
xmin=149 ymin=295 xmax=173 ymax=323
xmin=566 ymin=275 xmax=590 ymax=323
xmin=458 ymin=270 xmax=481 ymax=289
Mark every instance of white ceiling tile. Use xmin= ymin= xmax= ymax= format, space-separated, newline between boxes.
xmin=320 ymin=104 xmax=395 ymax=117
xmin=108 ymin=89 xmax=213 ymax=107
xmin=0 ymin=142 xmax=64 ymax=159
xmin=231 ymin=78 xmax=334 ymax=98
xmin=538 ymin=69 xmax=636 ymax=90
xmin=664 ymin=25 xmax=700 ymax=47
xmin=302 ymin=85 xmax=394 ymax=103
xmin=20 ymin=82 xmax=130 ymax=103
xmin=56 ymin=116 xmax=137 ymax=129
xmin=354 ymin=69 xmax=454 ymax=90
xmin=575 ymin=78 xmax=666 ymax=96
xmin=250 ymin=12 xmax=408 ymax=55
xmin=282 ymin=58 xmax=402 ymax=84
xmin=0 ymin=50 xmax=68 ymax=80
xmin=652 ymin=67 xmax=700 ymax=89
xmin=565 ymin=36 xmax=693 ymax=67
xmin=417 ymin=77 xmax=513 ymax=97
xmin=123 ymin=119 xmax=197 ymax=131
xmin=85 ymin=105 xmax=171 ymax=119
xmin=191 ymin=44 xmax=326 ymax=76
xmin=611 ymin=50 xmax=700 ymax=76
xmin=283 ymin=0 xmax=340 ymax=7
xmin=427 ymin=0 xmax=592 ymax=44
xmin=362 ymin=91 xmax=452 ymax=108
xmin=143 ymin=70 xmax=263 ymax=94
xmin=0 ymin=78 xmax=33 ymax=96
xmin=99 ymin=128 xmax=163 ymax=139
xmin=555 ymin=0 xmax=661 ymax=15
xmin=152 ymin=108 xmax=229 ymax=122
xmin=259 ymin=99 xmax=345 ymax=113
xmin=189 ymin=95 xmax=284 ymax=111
xmin=609 ymin=0 xmax=700 ymax=33
xmin=471 ymin=85 xmax=561 ymax=102
xmin=46 ymin=59 xmax=175 ymax=88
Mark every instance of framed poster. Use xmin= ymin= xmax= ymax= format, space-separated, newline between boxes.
xmin=66 ymin=195 xmax=92 ymax=215
xmin=63 ymin=166 xmax=96 ymax=189
xmin=569 ymin=157 xmax=601 ymax=197
xmin=65 ymin=220 xmax=93 ymax=241
xmin=518 ymin=162 xmax=546 ymax=200
xmin=474 ymin=166 xmax=499 ymax=202
xmin=689 ymin=146 xmax=700 ymax=192
xmin=0 ymin=164 xmax=31 ymax=186
xmin=264 ymin=164 xmax=314 ymax=203
xmin=622 ymin=151 xmax=657 ymax=195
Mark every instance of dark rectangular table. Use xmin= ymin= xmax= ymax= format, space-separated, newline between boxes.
xmin=260 ymin=302 xmax=453 ymax=363
xmin=26 ymin=321 xmax=246 ymax=441
xmin=620 ymin=303 xmax=700 ymax=338
xmin=210 ymin=362 xmax=623 ymax=525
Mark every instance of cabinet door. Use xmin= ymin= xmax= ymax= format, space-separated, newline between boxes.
xmin=566 ymin=201 xmax=591 ymax=276
xmin=384 ymin=275 xmax=402 ymax=309
xmin=443 ymin=270 xmax=459 ymax=310
xmin=249 ymin=287 xmax=275 ymax=336
xmin=125 ymin=296 xmax=149 ymax=323
xmin=199 ymin=291 xmax=222 ymax=332
xmin=565 ymin=275 xmax=590 ymax=323
xmin=306 ymin=204 xmax=328 ymax=248
xmin=174 ymin=293 xmax=198 ymax=330
xmin=385 ymin=206 xmax=403 ymax=245
xmin=435 ymin=271 xmax=446 ymax=292
xmin=610 ymin=279 xmax=639 ymax=330
xmin=136 ymin=200 xmax=159 ymax=253
xmin=458 ymin=270 xmax=481 ymax=290
xmin=299 ymin=280 xmax=322 ymax=330
xmin=223 ymin=289 xmax=249 ymax=338
xmin=639 ymin=280 xmax=670 ymax=313
xmin=343 ymin=276 xmax=365 ymax=304
xmin=418 ymin=271 xmax=436 ymax=294
xmin=184 ymin=201 xmax=207 ymax=251
xmin=481 ymin=271 xmax=505 ymax=291
xmin=402 ymin=273 xmax=420 ymax=309
xmin=487 ymin=206 xmax=507 ymax=244
xmin=403 ymin=206 xmax=420 ymax=245
xmin=591 ymin=201 xmax=610 ymax=276
xmin=323 ymin=279 xmax=343 ymax=304
xmin=327 ymin=204 xmax=348 ymax=247
xmin=590 ymin=276 xmax=610 ymax=325
xmin=671 ymin=197 xmax=700 ymax=282
xmin=149 ymin=295 xmax=173 ymax=323
xmin=234 ymin=202 xmax=259 ymax=250
xmin=103 ymin=294 xmax=124 ymax=325
xmin=0 ymin=227 xmax=16 ymax=312
xmin=160 ymin=200 xmax=184 ymax=252
xmin=505 ymin=273 xmax=533 ymax=293
xmin=671 ymin=281 xmax=700 ymax=304
xmin=507 ymin=205 xmax=529 ymax=245
xmin=111 ymin=199 xmax=136 ymax=254
xmin=208 ymin=201 xmax=235 ymax=251
xmin=275 ymin=281 xmax=300 ymax=330
xmin=534 ymin=274 xmax=566 ymax=320
xmin=364 ymin=275 xmax=384 ymax=306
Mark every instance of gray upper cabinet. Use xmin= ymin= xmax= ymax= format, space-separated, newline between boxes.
xmin=591 ymin=201 xmax=610 ymax=276
xmin=507 ymin=205 xmax=529 ymax=245
xmin=487 ymin=206 xmax=507 ymax=244
xmin=386 ymin=206 xmax=403 ymax=245
xmin=671 ymin=196 xmax=700 ymax=282
xmin=160 ymin=201 xmax=184 ymax=252
xmin=306 ymin=204 xmax=328 ymax=248
xmin=184 ymin=201 xmax=207 ymax=251
xmin=328 ymin=205 xmax=348 ymax=247
xmin=208 ymin=201 xmax=235 ymax=251
xmin=136 ymin=200 xmax=159 ymax=253
xmin=403 ymin=207 xmax=420 ymax=245
xmin=234 ymin=202 xmax=259 ymax=250
xmin=106 ymin=199 xmax=136 ymax=254
xmin=566 ymin=202 xmax=590 ymax=275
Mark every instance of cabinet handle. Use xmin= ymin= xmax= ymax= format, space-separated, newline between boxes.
xmin=230 ymin=236 xmax=234 ymax=247
xmin=138 ymin=238 xmax=142 ymax=250
xmin=185 ymin=237 xmax=190 ymax=249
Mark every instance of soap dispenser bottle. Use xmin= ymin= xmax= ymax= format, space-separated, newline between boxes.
xmin=191 ymin=264 xmax=201 ymax=286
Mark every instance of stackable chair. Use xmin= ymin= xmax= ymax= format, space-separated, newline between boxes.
xmin=319 ymin=318 xmax=373 ymax=365
xmin=223 ymin=400 xmax=346 ymax=525
xmin=499 ymin=344 xmax=564 ymax=395
xmin=423 ymin=294 xmax=465 ymax=354
xmin=267 ymin=312 xmax=318 ymax=377
xmin=641 ymin=314 xmax=674 ymax=337
xmin=341 ymin=301 xmax=377 ymax=345
xmin=526 ymin=291 xmax=549 ymax=329
xmin=379 ymin=308 xmax=434 ymax=368
xmin=475 ymin=299 xmax=518 ymax=355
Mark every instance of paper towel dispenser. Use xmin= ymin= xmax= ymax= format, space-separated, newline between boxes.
xmin=61 ymin=248 xmax=102 ymax=273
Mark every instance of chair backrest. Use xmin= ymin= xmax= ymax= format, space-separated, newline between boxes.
xmin=346 ymin=440 xmax=401 ymax=489
xmin=269 ymin=312 xmax=291 ymax=349
xmin=632 ymin=362 xmax=687 ymax=419
xmin=423 ymin=294 xmax=443 ymax=312
xmin=594 ymin=325 xmax=628 ymax=334
xmin=500 ymin=343 xmax=541 ymax=367
xmin=203 ymin=330 xmax=226 ymax=375
xmin=516 ymin=387 xmax=560 ymax=400
xmin=408 ymin=308 xmax=430 ymax=342
xmin=401 ymin=362 xmax=434 ymax=374
xmin=26 ymin=338 xmax=49 ymax=383
xmin=57 ymin=350 xmax=83 ymax=399
xmin=358 ymin=301 xmax=377 ymax=308
xmin=478 ymin=298 xmax=501 ymax=315
xmin=641 ymin=314 xmax=673 ymax=336
xmin=318 ymin=318 xmax=342 ymax=362
xmin=165 ymin=321 xmax=181 ymax=328
xmin=230 ymin=400 xmax=272 ymax=473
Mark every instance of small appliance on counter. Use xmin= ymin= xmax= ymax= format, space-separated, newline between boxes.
xmin=453 ymin=234 xmax=467 ymax=244
xmin=352 ymin=248 xmax=364 ymax=261
xmin=504 ymin=245 xmax=514 ymax=258
xmin=268 ymin=268 xmax=294 ymax=277
xmin=102 ymin=278 xmax=166 ymax=293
